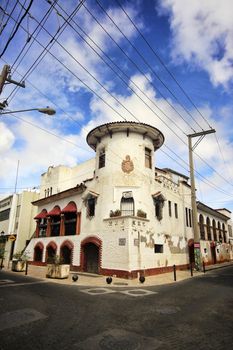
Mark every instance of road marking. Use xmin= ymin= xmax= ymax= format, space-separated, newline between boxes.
xmin=0 ymin=280 xmax=49 ymax=288
xmin=0 ymin=279 xmax=15 ymax=285
xmin=0 ymin=308 xmax=47 ymax=331
xmin=120 ymin=289 xmax=158 ymax=297
xmin=79 ymin=287 xmax=158 ymax=297
xmin=80 ymin=288 xmax=116 ymax=295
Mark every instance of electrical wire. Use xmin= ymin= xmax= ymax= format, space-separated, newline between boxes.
xmin=7 ymin=0 xmax=85 ymax=102
xmin=0 ymin=1 xmax=19 ymax=36
xmin=114 ymin=0 xmax=213 ymax=130
xmin=1 ymin=3 xmax=233 ymax=200
xmin=10 ymin=0 xmax=57 ymax=72
xmin=0 ymin=0 xmax=34 ymax=58
xmin=51 ymin=2 xmax=194 ymax=138
xmin=94 ymin=0 xmax=204 ymax=131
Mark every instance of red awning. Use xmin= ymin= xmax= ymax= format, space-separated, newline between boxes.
xmin=61 ymin=202 xmax=77 ymax=213
xmin=34 ymin=210 xmax=47 ymax=220
xmin=47 ymin=206 xmax=61 ymax=216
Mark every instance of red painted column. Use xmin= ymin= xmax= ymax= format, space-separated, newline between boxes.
xmin=76 ymin=212 xmax=81 ymax=235
xmin=60 ymin=214 xmax=65 ymax=236
xmin=35 ymin=220 xmax=39 ymax=238
xmin=46 ymin=217 xmax=51 ymax=237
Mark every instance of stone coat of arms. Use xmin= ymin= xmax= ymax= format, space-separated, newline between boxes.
xmin=121 ymin=155 xmax=134 ymax=173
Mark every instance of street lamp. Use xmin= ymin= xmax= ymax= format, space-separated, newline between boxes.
xmin=188 ymin=129 xmax=215 ymax=270
xmin=0 ymin=107 xmax=56 ymax=115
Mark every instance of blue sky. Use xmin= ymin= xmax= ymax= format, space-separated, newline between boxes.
xmin=0 ymin=0 xmax=233 ymax=214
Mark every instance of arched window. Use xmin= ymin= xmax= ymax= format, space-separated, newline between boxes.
xmin=121 ymin=192 xmax=134 ymax=216
xmin=61 ymin=202 xmax=77 ymax=236
xmin=153 ymin=194 xmax=165 ymax=221
xmin=212 ymin=219 xmax=217 ymax=241
xmin=206 ymin=217 xmax=211 ymax=240
xmin=217 ymin=221 xmax=222 ymax=242
xmin=46 ymin=242 xmax=57 ymax=262
xmin=47 ymin=206 xmax=61 ymax=236
xmin=222 ymin=223 xmax=226 ymax=243
xmin=199 ymin=214 xmax=205 ymax=240
xmin=34 ymin=243 xmax=44 ymax=262
xmin=60 ymin=240 xmax=74 ymax=264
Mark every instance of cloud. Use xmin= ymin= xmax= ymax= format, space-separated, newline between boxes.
xmin=0 ymin=122 xmax=15 ymax=153
xmin=157 ymin=0 xmax=233 ymax=88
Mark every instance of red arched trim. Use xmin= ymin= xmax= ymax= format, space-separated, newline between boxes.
xmin=61 ymin=201 xmax=77 ymax=213
xmin=33 ymin=242 xmax=44 ymax=262
xmin=47 ymin=205 xmax=61 ymax=217
xmin=34 ymin=209 xmax=48 ymax=220
xmin=34 ymin=242 xmax=44 ymax=250
xmin=188 ymin=239 xmax=194 ymax=247
xmin=46 ymin=241 xmax=57 ymax=251
xmin=81 ymin=236 xmax=102 ymax=248
xmin=60 ymin=239 xmax=74 ymax=250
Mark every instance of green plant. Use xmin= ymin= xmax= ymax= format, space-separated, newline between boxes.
xmin=46 ymin=254 xmax=64 ymax=265
xmin=0 ymin=247 xmax=5 ymax=259
xmin=137 ymin=209 xmax=147 ymax=218
xmin=12 ymin=251 xmax=29 ymax=261
xmin=109 ymin=209 xmax=121 ymax=217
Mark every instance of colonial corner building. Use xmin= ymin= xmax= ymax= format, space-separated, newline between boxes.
xmin=2 ymin=122 xmax=232 ymax=278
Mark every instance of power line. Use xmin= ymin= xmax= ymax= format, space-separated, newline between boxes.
xmin=0 ymin=1 xmax=20 ymax=36
xmin=53 ymin=2 xmax=194 ymax=138
xmin=6 ymin=0 xmax=85 ymax=102
xmin=82 ymin=2 xmax=198 ymax=134
xmin=94 ymin=0 xmax=204 ymax=131
xmin=0 ymin=3 xmax=232 ymax=200
xmin=10 ymin=0 xmax=56 ymax=72
xmin=114 ymin=0 xmax=213 ymax=130
xmin=0 ymin=0 xmax=34 ymax=58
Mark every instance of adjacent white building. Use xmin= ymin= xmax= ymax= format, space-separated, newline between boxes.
xmin=25 ymin=122 xmax=232 ymax=278
xmin=0 ymin=191 xmax=39 ymax=266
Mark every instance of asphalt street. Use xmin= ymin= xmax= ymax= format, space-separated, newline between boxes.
xmin=0 ymin=265 xmax=233 ymax=350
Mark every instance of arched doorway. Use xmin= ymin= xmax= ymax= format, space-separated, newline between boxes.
xmin=188 ymin=239 xmax=195 ymax=267
xmin=34 ymin=243 xmax=43 ymax=262
xmin=81 ymin=237 xmax=102 ymax=274
xmin=60 ymin=241 xmax=73 ymax=264
xmin=83 ymin=243 xmax=99 ymax=274
xmin=210 ymin=242 xmax=217 ymax=264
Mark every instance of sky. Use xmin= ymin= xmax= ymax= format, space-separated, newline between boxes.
xmin=0 ymin=0 xmax=233 ymax=215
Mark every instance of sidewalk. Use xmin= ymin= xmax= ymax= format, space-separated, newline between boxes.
xmin=2 ymin=261 xmax=232 ymax=288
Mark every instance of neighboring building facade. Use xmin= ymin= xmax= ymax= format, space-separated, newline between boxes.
xmin=26 ymin=122 xmax=232 ymax=278
xmin=0 ymin=191 xmax=39 ymax=266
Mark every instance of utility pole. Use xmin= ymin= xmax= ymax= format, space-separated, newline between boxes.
xmin=0 ymin=65 xmax=25 ymax=109
xmin=188 ymin=129 xmax=216 ymax=270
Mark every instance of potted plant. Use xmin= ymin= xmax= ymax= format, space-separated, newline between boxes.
xmin=0 ymin=247 xmax=5 ymax=269
xmin=46 ymin=255 xmax=70 ymax=279
xmin=137 ymin=209 xmax=147 ymax=218
xmin=12 ymin=251 xmax=29 ymax=272
xmin=109 ymin=209 xmax=121 ymax=217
